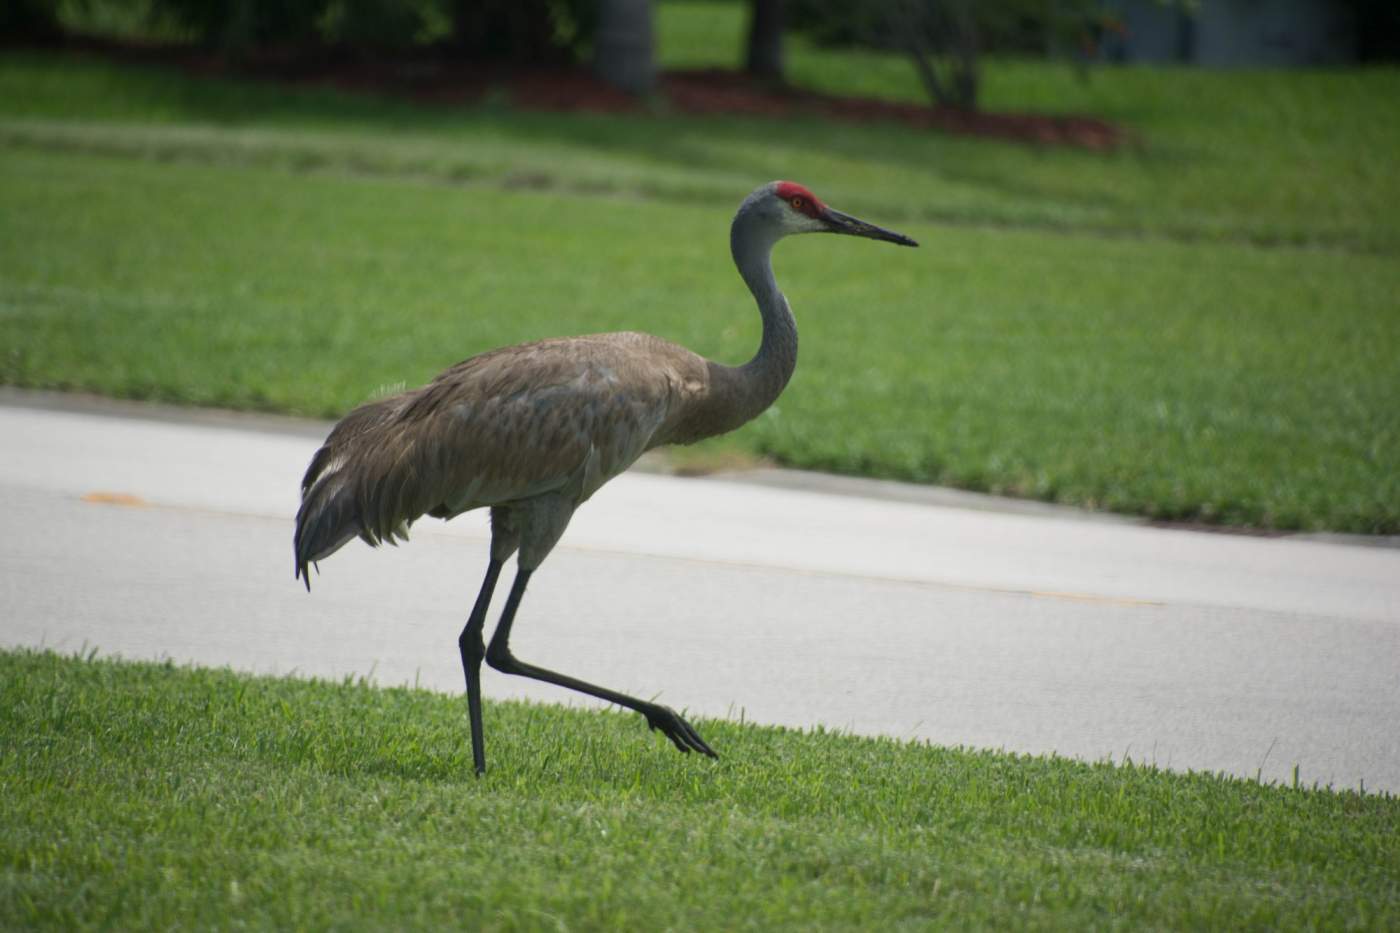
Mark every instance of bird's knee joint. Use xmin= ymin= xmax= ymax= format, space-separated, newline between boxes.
xmin=484 ymin=644 xmax=517 ymax=673
xmin=459 ymin=628 xmax=485 ymax=663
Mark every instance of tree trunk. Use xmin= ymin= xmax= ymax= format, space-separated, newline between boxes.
xmin=595 ymin=0 xmax=655 ymax=95
xmin=745 ymin=0 xmax=785 ymax=80
xmin=886 ymin=0 xmax=979 ymax=111
xmin=0 ymin=0 xmax=61 ymax=43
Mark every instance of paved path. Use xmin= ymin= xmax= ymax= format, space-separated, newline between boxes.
xmin=3 ymin=393 xmax=1398 ymax=792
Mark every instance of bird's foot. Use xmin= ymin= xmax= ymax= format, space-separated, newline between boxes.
xmin=642 ymin=704 xmax=717 ymax=758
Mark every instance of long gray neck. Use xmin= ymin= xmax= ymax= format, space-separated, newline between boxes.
xmin=663 ymin=202 xmax=800 ymax=447
xmin=728 ymin=210 xmax=798 ymax=421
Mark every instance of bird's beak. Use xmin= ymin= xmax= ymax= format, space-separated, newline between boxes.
xmin=820 ymin=207 xmax=919 ymax=247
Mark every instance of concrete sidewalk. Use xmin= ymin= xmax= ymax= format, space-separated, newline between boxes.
xmin=3 ymin=391 xmax=1398 ymax=791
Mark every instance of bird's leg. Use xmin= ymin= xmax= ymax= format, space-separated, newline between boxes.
xmin=485 ymin=569 xmax=717 ymax=759
xmin=459 ymin=558 xmax=504 ymax=775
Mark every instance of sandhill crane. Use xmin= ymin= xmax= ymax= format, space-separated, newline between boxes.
xmin=294 ymin=181 xmax=917 ymax=773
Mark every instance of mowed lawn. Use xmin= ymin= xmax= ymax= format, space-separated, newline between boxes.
xmin=1 ymin=11 xmax=1398 ymax=533
xmin=2 ymin=139 xmax=1396 ymax=531
xmin=4 ymin=649 xmax=1398 ymax=929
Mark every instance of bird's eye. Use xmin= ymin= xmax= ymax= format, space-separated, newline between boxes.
xmin=789 ymin=197 xmax=804 ymax=211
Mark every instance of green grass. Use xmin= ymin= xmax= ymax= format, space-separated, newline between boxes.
xmin=4 ymin=648 xmax=1397 ymax=929
xmin=1 ymin=4 xmax=1399 ymax=533
xmin=3 ymin=36 xmax=1400 ymax=251
xmin=4 ymin=142 xmax=1396 ymax=531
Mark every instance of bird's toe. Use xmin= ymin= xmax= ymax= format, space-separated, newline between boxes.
xmin=644 ymin=705 xmax=718 ymax=759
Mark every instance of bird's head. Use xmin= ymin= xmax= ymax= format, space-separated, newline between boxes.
xmin=752 ymin=180 xmax=918 ymax=247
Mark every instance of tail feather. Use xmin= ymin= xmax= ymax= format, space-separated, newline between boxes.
xmin=362 ymin=441 xmax=420 ymax=549
xmin=294 ymin=467 xmax=361 ymax=591
xmin=294 ymin=393 xmax=439 ymax=590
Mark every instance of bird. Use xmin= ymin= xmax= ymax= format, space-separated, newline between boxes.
xmin=294 ymin=180 xmax=917 ymax=774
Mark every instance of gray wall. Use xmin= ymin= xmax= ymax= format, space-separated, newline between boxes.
xmin=1102 ymin=0 xmax=1356 ymax=66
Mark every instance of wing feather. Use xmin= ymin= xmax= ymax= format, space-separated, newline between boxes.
xmin=296 ymin=333 xmax=710 ymax=568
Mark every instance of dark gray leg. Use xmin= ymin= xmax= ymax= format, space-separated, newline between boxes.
xmin=485 ymin=569 xmax=717 ymax=758
xmin=459 ymin=558 xmax=504 ymax=774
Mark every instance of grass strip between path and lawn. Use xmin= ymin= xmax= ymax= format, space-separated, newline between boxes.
xmin=3 ymin=648 xmax=1398 ymax=929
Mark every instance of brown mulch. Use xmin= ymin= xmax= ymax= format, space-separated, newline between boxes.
xmin=22 ymin=35 xmax=1126 ymax=150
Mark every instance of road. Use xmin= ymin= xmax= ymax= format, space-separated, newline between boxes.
xmin=3 ymin=391 xmax=1398 ymax=792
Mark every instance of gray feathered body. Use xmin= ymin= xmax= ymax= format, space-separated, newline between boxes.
xmin=293 ymin=330 xmax=785 ymax=587
xmin=296 ymin=183 xmax=807 ymax=589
